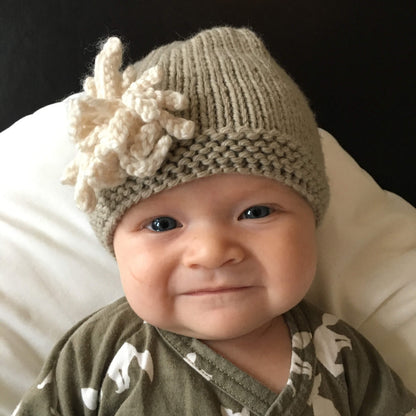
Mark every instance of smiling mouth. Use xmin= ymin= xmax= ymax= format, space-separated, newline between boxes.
xmin=184 ymin=286 xmax=251 ymax=296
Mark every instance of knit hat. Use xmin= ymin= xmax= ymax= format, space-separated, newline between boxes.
xmin=62 ymin=27 xmax=329 ymax=253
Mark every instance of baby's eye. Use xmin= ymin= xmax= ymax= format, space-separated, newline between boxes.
xmin=239 ymin=205 xmax=272 ymax=220
xmin=146 ymin=217 xmax=180 ymax=232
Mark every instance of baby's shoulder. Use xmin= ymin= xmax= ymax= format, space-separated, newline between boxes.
xmin=293 ymin=301 xmax=416 ymax=414
xmin=19 ymin=299 xmax=158 ymax=413
xmin=74 ymin=297 xmax=142 ymax=335
xmin=294 ymin=301 xmax=387 ymax=369
xmin=54 ymin=298 xmax=151 ymax=367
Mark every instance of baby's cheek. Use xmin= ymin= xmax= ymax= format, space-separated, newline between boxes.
xmin=123 ymin=282 xmax=157 ymax=320
xmin=122 ymin=271 xmax=173 ymax=320
xmin=121 ymin=269 xmax=155 ymax=301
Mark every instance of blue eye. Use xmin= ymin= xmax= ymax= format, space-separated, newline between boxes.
xmin=147 ymin=217 xmax=179 ymax=232
xmin=240 ymin=206 xmax=271 ymax=220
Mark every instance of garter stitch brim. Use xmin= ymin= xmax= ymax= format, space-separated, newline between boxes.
xmin=87 ymin=27 xmax=330 ymax=253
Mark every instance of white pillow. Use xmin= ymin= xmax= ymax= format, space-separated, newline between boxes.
xmin=0 ymin=100 xmax=415 ymax=415
xmin=0 ymin=101 xmax=122 ymax=415
xmin=312 ymin=131 xmax=416 ymax=393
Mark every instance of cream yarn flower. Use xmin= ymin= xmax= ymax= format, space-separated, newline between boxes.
xmin=62 ymin=37 xmax=195 ymax=212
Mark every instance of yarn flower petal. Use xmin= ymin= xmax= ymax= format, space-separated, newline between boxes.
xmin=62 ymin=37 xmax=195 ymax=212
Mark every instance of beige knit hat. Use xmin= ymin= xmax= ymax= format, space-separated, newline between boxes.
xmin=62 ymin=26 xmax=329 ymax=253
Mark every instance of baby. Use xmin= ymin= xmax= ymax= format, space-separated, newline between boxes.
xmin=14 ymin=27 xmax=415 ymax=415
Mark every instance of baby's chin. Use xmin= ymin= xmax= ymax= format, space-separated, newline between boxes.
xmin=155 ymin=316 xmax=282 ymax=343
xmin=134 ymin=298 xmax=291 ymax=342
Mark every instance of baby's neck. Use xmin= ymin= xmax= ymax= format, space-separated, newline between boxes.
xmin=203 ymin=315 xmax=292 ymax=394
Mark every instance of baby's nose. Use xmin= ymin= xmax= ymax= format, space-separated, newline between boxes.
xmin=181 ymin=228 xmax=245 ymax=270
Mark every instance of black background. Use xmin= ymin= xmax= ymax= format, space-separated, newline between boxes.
xmin=1 ymin=0 xmax=415 ymax=204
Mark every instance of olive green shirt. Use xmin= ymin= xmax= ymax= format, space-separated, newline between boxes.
xmin=14 ymin=298 xmax=416 ymax=415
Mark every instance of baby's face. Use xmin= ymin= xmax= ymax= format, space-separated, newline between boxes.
xmin=113 ymin=174 xmax=317 ymax=341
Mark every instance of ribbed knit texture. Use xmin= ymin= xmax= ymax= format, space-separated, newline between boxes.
xmin=69 ymin=27 xmax=329 ymax=253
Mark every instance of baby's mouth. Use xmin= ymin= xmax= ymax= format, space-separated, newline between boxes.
xmin=183 ymin=286 xmax=252 ymax=296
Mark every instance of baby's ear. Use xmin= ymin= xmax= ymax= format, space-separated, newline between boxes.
xmin=308 ymin=128 xmax=416 ymax=393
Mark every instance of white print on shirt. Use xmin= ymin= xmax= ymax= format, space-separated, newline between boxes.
xmin=221 ymin=405 xmax=250 ymax=416
xmin=81 ymin=388 xmax=99 ymax=411
xmin=289 ymin=331 xmax=313 ymax=395
xmin=291 ymin=351 xmax=313 ymax=380
xmin=307 ymin=374 xmax=341 ymax=416
xmin=107 ymin=342 xmax=154 ymax=393
xmin=184 ymin=352 xmax=213 ymax=381
xmin=313 ymin=314 xmax=352 ymax=377
xmin=37 ymin=370 xmax=53 ymax=389
xmin=291 ymin=331 xmax=313 ymax=378
xmin=292 ymin=331 xmax=312 ymax=349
